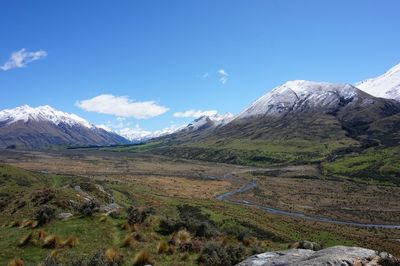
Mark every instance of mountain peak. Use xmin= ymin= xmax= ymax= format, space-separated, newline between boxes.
xmin=356 ymin=63 xmax=400 ymax=101
xmin=0 ymin=105 xmax=94 ymax=129
xmin=236 ymin=80 xmax=358 ymax=119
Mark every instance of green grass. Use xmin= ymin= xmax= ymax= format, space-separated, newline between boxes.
xmin=322 ymin=147 xmax=400 ymax=184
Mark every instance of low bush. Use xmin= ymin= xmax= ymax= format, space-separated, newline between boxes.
xmin=198 ymin=242 xmax=246 ymax=266
xmin=77 ymin=200 xmax=99 ymax=217
xmin=35 ymin=206 xmax=56 ymax=226
xmin=126 ymin=206 xmax=154 ymax=225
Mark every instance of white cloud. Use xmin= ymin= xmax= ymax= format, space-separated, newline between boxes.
xmin=117 ymin=124 xmax=185 ymax=141
xmin=173 ymin=109 xmax=218 ymax=118
xmin=1 ymin=48 xmax=47 ymax=71
xmin=218 ymin=69 xmax=229 ymax=84
xmin=76 ymin=94 xmax=169 ymax=119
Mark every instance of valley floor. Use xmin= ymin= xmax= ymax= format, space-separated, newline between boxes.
xmin=0 ymin=149 xmax=399 ymax=264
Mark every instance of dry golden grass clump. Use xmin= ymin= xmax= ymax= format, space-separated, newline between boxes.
xmin=157 ymin=240 xmax=169 ymax=254
xmin=10 ymin=221 xmax=20 ymax=227
xmin=37 ymin=230 xmax=47 ymax=240
xmin=50 ymin=249 xmax=59 ymax=258
xmin=21 ymin=220 xmax=37 ymax=228
xmin=121 ymin=234 xmax=136 ymax=248
xmin=61 ymin=236 xmax=79 ymax=248
xmin=42 ymin=235 xmax=61 ymax=249
xmin=105 ymin=248 xmax=123 ymax=264
xmin=18 ymin=232 xmax=33 ymax=247
xmin=7 ymin=258 xmax=24 ymax=266
xmin=132 ymin=249 xmax=151 ymax=266
xmin=176 ymin=229 xmax=191 ymax=245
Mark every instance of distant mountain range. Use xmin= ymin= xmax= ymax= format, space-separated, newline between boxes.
xmin=0 ymin=63 xmax=399 ymax=149
xmin=0 ymin=105 xmax=129 ymax=148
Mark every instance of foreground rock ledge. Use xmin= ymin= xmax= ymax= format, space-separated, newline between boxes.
xmin=237 ymin=246 xmax=398 ymax=266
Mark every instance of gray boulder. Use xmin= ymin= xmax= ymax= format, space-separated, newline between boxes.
xmin=236 ymin=246 xmax=398 ymax=266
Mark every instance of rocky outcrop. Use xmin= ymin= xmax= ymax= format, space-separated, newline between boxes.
xmin=237 ymin=246 xmax=398 ymax=266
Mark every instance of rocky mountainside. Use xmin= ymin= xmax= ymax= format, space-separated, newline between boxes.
xmin=237 ymin=245 xmax=398 ymax=266
xmin=356 ymin=63 xmax=400 ymax=101
xmin=0 ymin=105 xmax=129 ymax=148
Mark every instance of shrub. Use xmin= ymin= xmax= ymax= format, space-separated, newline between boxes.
xmin=35 ymin=206 xmax=56 ymax=226
xmin=77 ymin=200 xmax=99 ymax=217
xmin=158 ymin=218 xmax=180 ymax=235
xmin=132 ymin=250 xmax=151 ymax=266
xmin=198 ymin=242 xmax=245 ymax=266
xmin=126 ymin=206 xmax=154 ymax=225
xmin=7 ymin=258 xmax=24 ymax=266
xmin=157 ymin=240 xmax=169 ymax=254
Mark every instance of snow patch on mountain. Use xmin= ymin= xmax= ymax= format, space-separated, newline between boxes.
xmin=117 ymin=124 xmax=186 ymax=142
xmin=356 ymin=63 xmax=400 ymax=101
xmin=0 ymin=105 xmax=94 ymax=128
xmin=235 ymin=80 xmax=359 ymax=119
xmin=184 ymin=112 xmax=234 ymax=131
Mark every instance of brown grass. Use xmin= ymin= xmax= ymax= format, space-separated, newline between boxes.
xmin=61 ymin=236 xmax=79 ymax=248
xmin=157 ymin=240 xmax=169 ymax=254
xmin=121 ymin=234 xmax=135 ymax=248
xmin=176 ymin=229 xmax=191 ymax=245
xmin=37 ymin=230 xmax=47 ymax=240
xmin=10 ymin=221 xmax=20 ymax=227
xmin=105 ymin=248 xmax=123 ymax=264
xmin=21 ymin=220 xmax=35 ymax=228
xmin=7 ymin=258 xmax=24 ymax=266
xmin=42 ymin=235 xmax=60 ymax=249
xmin=132 ymin=249 xmax=151 ymax=266
xmin=18 ymin=232 xmax=33 ymax=247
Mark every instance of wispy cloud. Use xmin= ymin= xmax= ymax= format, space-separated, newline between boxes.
xmin=173 ymin=109 xmax=218 ymax=118
xmin=218 ymin=69 xmax=229 ymax=84
xmin=76 ymin=94 xmax=169 ymax=119
xmin=1 ymin=48 xmax=47 ymax=71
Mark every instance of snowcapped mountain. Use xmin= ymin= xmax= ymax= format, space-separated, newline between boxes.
xmin=356 ymin=63 xmax=400 ymax=101
xmin=0 ymin=105 xmax=93 ymax=128
xmin=0 ymin=105 xmax=129 ymax=148
xmin=117 ymin=124 xmax=186 ymax=142
xmin=182 ymin=113 xmax=234 ymax=132
xmin=235 ymin=80 xmax=367 ymax=120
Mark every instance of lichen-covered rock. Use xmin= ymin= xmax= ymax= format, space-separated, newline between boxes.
xmin=236 ymin=246 xmax=398 ymax=266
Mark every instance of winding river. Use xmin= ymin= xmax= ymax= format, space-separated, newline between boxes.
xmin=216 ymin=180 xmax=400 ymax=229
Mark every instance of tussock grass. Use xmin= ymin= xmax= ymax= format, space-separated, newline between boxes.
xmin=132 ymin=249 xmax=151 ymax=266
xmin=61 ymin=236 xmax=79 ymax=248
xmin=105 ymin=248 xmax=123 ymax=264
xmin=7 ymin=258 xmax=24 ymax=266
xmin=121 ymin=234 xmax=135 ymax=248
xmin=157 ymin=240 xmax=169 ymax=254
xmin=17 ymin=232 xmax=33 ymax=247
xmin=42 ymin=235 xmax=60 ymax=249
xmin=176 ymin=229 xmax=191 ymax=245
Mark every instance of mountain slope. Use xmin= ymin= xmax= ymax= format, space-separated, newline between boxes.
xmin=154 ymin=80 xmax=400 ymax=165
xmin=356 ymin=63 xmax=400 ymax=101
xmin=0 ymin=105 xmax=129 ymax=148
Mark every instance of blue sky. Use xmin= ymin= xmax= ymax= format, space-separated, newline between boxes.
xmin=1 ymin=0 xmax=400 ymax=135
